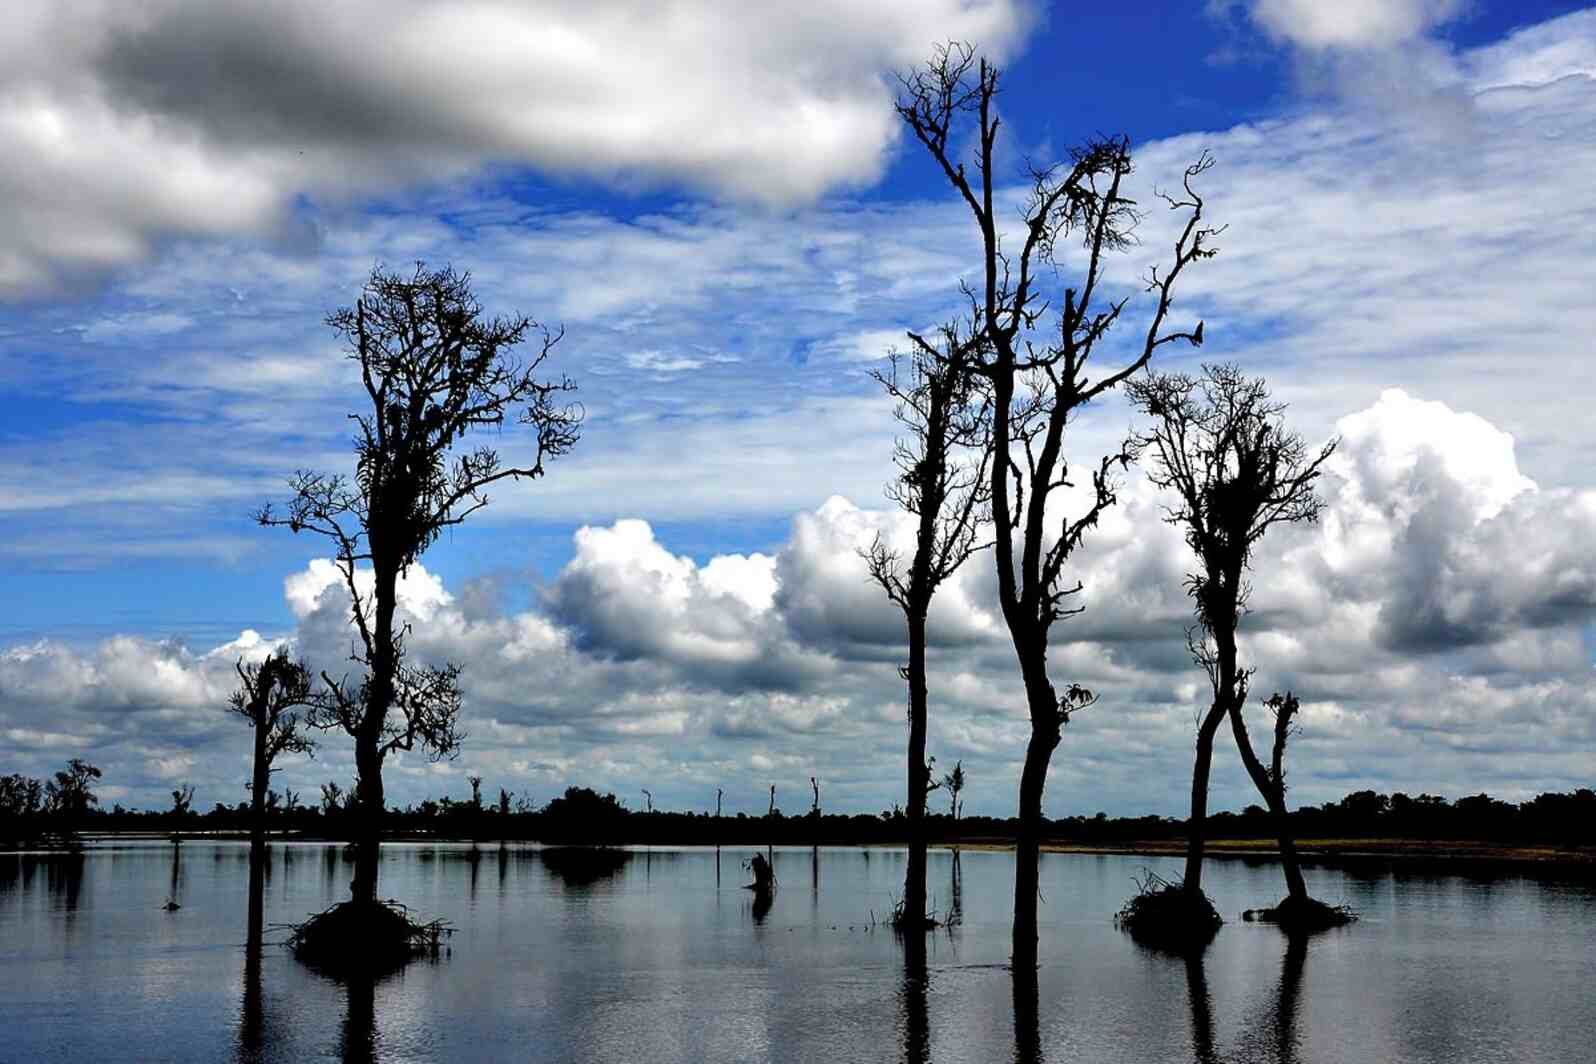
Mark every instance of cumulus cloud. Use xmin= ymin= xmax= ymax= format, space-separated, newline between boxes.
xmin=5 ymin=391 xmax=1595 ymax=815
xmin=1310 ymin=391 xmax=1596 ymax=653
xmin=284 ymin=557 xmax=453 ymax=622
xmin=544 ymin=517 xmax=823 ymax=689
xmin=775 ymin=496 xmax=999 ymax=657
xmin=0 ymin=0 xmax=1033 ymax=297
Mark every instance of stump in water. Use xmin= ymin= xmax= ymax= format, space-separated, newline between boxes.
xmin=285 ymin=899 xmax=450 ymax=976
xmin=1114 ymin=870 xmax=1223 ymax=950
xmin=1242 ymin=894 xmax=1356 ymax=932
xmin=890 ymin=899 xmax=941 ymax=933
xmin=748 ymin=852 xmax=776 ymax=893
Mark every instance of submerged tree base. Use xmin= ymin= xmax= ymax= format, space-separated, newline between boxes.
xmin=1114 ymin=870 xmax=1223 ymax=949
xmin=1242 ymin=894 xmax=1357 ymax=932
xmin=888 ymin=897 xmax=948 ymax=933
xmin=284 ymin=899 xmax=451 ymax=975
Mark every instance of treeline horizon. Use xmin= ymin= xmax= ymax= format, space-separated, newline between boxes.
xmin=6 ymin=767 xmax=1592 ymax=850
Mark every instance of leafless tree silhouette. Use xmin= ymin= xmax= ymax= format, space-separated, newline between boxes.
xmin=865 ymin=322 xmax=991 ymax=931
xmin=942 ymin=759 xmax=965 ymax=821
xmin=320 ymin=780 xmax=345 ymax=816
xmin=1235 ymin=691 xmax=1321 ymax=908
xmin=897 ymin=41 xmax=1219 ymax=965
xmin=169 ymin=783 xmax=195 ymax=818
xmin=229 ymin=650 xmax=316 ymax=850
xmin=257 ymin=262 xmax=580 ymax=906
xmin=1127 ymin=365 xmax=1335 ymax=914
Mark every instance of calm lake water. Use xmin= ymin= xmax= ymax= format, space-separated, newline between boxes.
xmin=2 ymin=840 xmax=1593 ymax=1063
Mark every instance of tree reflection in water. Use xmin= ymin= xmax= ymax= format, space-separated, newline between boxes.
xmin=338 ymin=972 xmax=379 ymax=1064
xmin=948 ymin=850 xmax=963 ymax=926
xmin=1012 ymin=961 xmax=1042 ymax=1064
xmin=1271 ymin=932 xmax=1308 ymax=1064
xmin=1184 ymin=946 xmax=1218 ymax=1064
xmin=236 ymin=847 xmax=267 ymax=1064
xmin=900 ymin=934 xmax=930 ymax=1064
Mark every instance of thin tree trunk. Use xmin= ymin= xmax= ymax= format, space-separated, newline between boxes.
xmin=1269 ymin=795 xmax=1308 ymax=903
xmin=1012 ymin=721 xmax=1055 ymax=968
xmin=903 ymin=610 xmax=930 ymax=928
xmin=352 ymin=734 xmax=383 ymax=904
xmin=250 ymin=711 xmax=270 ymax=851
xmin=1187 ymin=592 xmax=1239 ymax=897
xmin=1228 ymin=705 xmax=1308 ymax=903
xmin=350 ymin=563 xmax=397 ymax=905
xmin=1184 ymin=703 xmax=1228 ymax=894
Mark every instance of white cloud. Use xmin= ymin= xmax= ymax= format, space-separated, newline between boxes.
xmin=0 ymin=0 xmax=1034 ymax=297
xmin=1234 ymin=0 xmax=1466 ymax=50
xmin=284 ymin=557 xmax=452 ymax=622
xmin=8 ymin=390 xmax=1593 ymax=815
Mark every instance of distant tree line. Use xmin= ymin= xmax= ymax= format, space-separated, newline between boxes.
xmin=8 ymin=775 xmax=1591 ymax=851
xmin=1 ymin=759 xmax=102 ymax=844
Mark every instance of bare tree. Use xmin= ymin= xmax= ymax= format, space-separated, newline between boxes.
xmin=1127 ymin=365 xmax=1335 ymax=911
xmin=865 ymin=323 xmax=991 ymax=930
xmin=258 ymin=263 xmax=580 ymax=906
xmin=942 ymin=760 xmax=965 ymax=821
xmin=468 ymin=775 xmax=484 ymax=812
xmin=170 ymin=784 xmax=196 ymax=818
xmin=897 ymin=42 xmax=1219 ymax=964
xmin=229 ymin=650 xmax=316 ymax=850
xmin=1234 ymin=691 xmax=1309 ymax=903
xmin=320 ymin=780 xmax=345 ymax=816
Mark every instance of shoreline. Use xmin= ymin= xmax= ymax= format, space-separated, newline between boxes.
xmin=7 ymin=832 xmax=1594 ymax=873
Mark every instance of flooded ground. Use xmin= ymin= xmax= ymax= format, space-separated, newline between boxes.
xmin=2 ymin=841 xmax=1592 ymax=1062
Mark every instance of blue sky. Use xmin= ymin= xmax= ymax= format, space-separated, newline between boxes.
xmin=3 ymin=1 xmax=1595 ymax=817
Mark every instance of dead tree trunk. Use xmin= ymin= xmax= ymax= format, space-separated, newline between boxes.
xmin=1230 ymin=692 xmax=1308 ymax=903
xmin=1128 ymin=366 xmax=1336 ymax=910
xmin=260 ymin=264 xmax=580 ymax=922
xmin=896 ymin=44 xmax=1217 ymax=964
xmin=865 ymin=325 xmax=990 ymax=933
xmin=229 ymin=651 xmax=314 ymax=857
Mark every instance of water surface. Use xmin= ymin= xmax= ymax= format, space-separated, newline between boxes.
xmin=2 ymin=841 xmax=1592 ymax=1062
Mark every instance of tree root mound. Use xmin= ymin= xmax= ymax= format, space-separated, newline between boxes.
xmin=1242 ymin=894 xmax=1357 ymax=932
xmin=284 ymin=899 xmax=451 ymax=975
xmin=1114 ymin=870 xmax=1223 ymax=949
